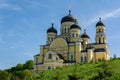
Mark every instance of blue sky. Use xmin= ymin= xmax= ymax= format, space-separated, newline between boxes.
xmin=0 ymin=0 xmax=120 ymax=69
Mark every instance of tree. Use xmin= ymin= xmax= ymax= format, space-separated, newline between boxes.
xmin=113 ymin=54 xmax=117 ymax=59
xmin=92 ymin=60 xmax=112 ymax=79
xmin=23 ymin=60 xmax=33 ymax=69
xmin=10 ymin=67 xmax=16 ymax=73
xmin=15 ymin=70 xmax=33 ymax=80
xmin=16 ymin=64 xmax=23 ymax=71
xmin=0 ymin=70 xmax=11 ymax=80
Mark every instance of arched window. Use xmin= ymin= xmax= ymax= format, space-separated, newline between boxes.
xmin=71 ymin=55 xmax=74 ymax=61
xmin=66 ymin=37 xmax=68 ymax=41
xmin=99 ymin=29 xmax=100 ymax=32
xmin=48 ymin=54 xmax=52 ymax=59
xmin=99 ymin=38 xmax=101 ymax=43
xmin=72 ymin=34 xmax=74 ymax=37
xmin=36 ymin=57 xmax=38 ymax=65
xmin=65 ymin=28 xmax=66 ymax=33
xmin=81 ymin=57 xmax=83 ymax=63
xmin=84 ymin=56 xmax=87 ymax=62
xmin=76 ymin=34 xmax=78 ymax=37
xmin=48 ymin=66 xmax=51 ymax=69
xmin=51 ymin=37 xmax=54 ymax=41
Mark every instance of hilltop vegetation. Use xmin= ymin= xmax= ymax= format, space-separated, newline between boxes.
xmin=35 ymin=59 xmax=120 ymax=80
xmin=0 ymin=59 xmax=120 ymax=80
xmin=0 ymin=60 xmax=34 ymax=80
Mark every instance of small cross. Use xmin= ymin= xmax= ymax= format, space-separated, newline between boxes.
xmin=99 ymin=17 xmax=101 ymax=21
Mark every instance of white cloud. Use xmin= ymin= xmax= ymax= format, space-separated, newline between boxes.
xmin=102 ymin=8 xmax=120 ymax=19
xmin=0 ymin=2 xmax=22 ymax=11
xmin=85 ymin=8 xmax=120 ymax=27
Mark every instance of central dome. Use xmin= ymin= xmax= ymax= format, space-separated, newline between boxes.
xmin=61 ymin=10 xmax=76 ymax=24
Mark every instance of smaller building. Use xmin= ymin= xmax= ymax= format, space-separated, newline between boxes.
xmin=33 ymin=10 xmax=110 ymax=72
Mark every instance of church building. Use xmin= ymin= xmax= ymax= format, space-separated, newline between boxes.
xmin=33 ymin=10 xmax=110 ymax=72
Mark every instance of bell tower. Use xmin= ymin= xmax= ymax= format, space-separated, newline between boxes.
xmin=95 ymin=18 xmax=106 ymax=44
xmin=47 ymin=22 xmax=57 ymax=45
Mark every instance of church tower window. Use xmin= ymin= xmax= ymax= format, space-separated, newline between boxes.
xmin=48 ymin=66 xmax=51 ymax=69
xmin=65 ymin=28 xmax=66 ymax=33
xmin=48 ymin=54 xmax=52 ymax=59
xmin=81 ymin=57 xmax=83 ymax=63
xmin=84 ymin=56 xmax=87 ymax=62
xmin=72 ymin=34 xmax=74 ymax=37
xmin=36 ymin=57 xmax=38 ymax=65
xmin=99 ymin=38 xmax=101 ymax=43
xmin=71 ymin=55 xmax=74 ymax=61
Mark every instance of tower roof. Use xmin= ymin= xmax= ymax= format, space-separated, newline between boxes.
xmin=96 ymin=18 xmax=105 ymax=27
xmin=61 ymin=10 xmax=76 ymax=24
xmin=47 ymin=22 xmax=57 ymax=34
xmin=81 ymin=29 xmax=90 ymax=39
xmin=70 ymin=23 xmax=81 ymax=30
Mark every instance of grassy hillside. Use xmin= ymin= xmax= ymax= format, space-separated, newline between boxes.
xmin=0 ymin=59 xmax=120 ymax=80
xmin=34 ymin=59 xmax=120 ymax=80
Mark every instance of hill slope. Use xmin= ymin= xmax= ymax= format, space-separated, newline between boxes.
xmin=35 ymin=59 xmax=120 ymax=80
xmin=0 ymin=59 xmax=120 ymax=80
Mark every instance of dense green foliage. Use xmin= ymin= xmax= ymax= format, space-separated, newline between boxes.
xmin=0 ymin=59 xmax=120 ymax=80
xmin=34 ymin=59 xmax=120 ymax=80
xmin=0 ymin=60 xmax=34 ymax=80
